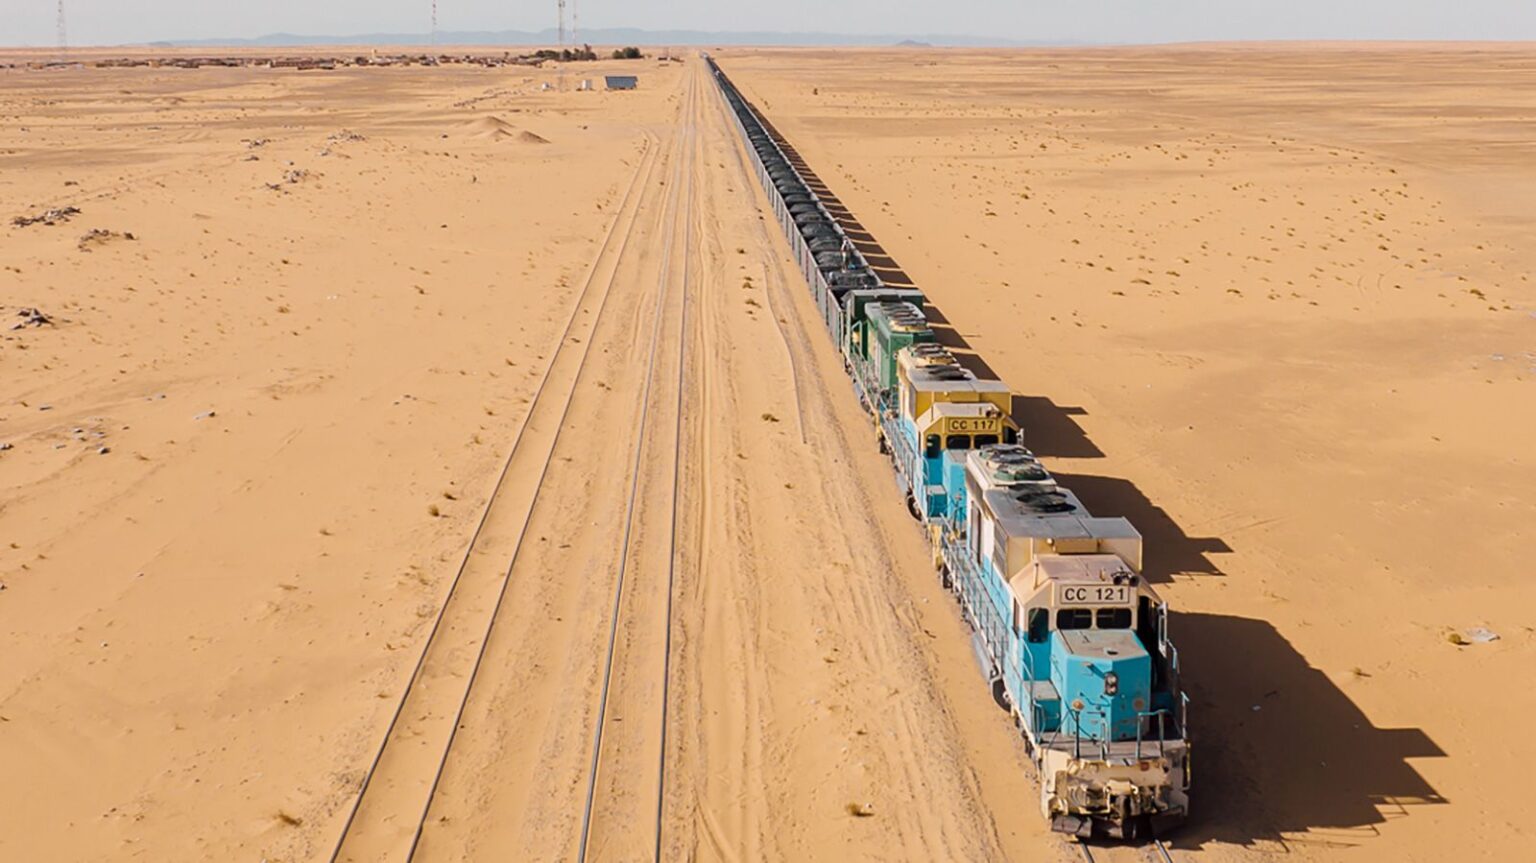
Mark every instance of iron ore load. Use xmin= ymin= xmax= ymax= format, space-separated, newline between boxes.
xmin=707 ymin=56 xmax=1192 ymax=840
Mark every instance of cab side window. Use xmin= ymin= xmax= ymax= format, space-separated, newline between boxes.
xmin=1027 ymin=607 xmax=1050 ymax=643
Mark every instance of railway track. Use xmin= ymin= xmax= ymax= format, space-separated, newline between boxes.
xmin=1075 ymin=838 xmax=1177 ymax=863
xmin=322 ymin=126 xmax=665 ymax=862
xmin=575 ymin=66 xmax=702 ymax=863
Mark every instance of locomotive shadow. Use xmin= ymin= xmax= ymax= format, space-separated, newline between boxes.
xmin=1013 ymin=396 xmax=1103 ymax=459
xmin=1052 ymin=472 xmax=1229 ymax=581
xmin=1169 ymin=612 xmax=1446 ymax=850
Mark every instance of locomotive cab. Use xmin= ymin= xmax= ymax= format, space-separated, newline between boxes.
xmin=843 ymin=289 xmax=925 ymax=402
xmin=1011 ymin=554 xmax=1189 ymax=839
xmin=892 ymin=349 xmax=1016 ymax=520
xmin=867 ymin=302 xmax=935 ymax=396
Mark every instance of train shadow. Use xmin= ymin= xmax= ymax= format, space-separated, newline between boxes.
xmin=753 ymin=109 xmax=919 ymax=289
xmin=1051 ymin=472 xmax=1229 ymax=581
xmin=1169 ymin=612 xmax=1447 ymax=850
xmin=1013 ymin=396 xmax=1102 ymax=459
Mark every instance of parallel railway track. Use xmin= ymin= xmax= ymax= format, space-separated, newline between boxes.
xmin=575 ymin=67 xmax=702 ymax=863
xmin=324 ymin=114 xmax=671 ymax=862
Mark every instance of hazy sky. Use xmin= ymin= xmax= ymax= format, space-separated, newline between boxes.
xmin=5 ymin=0 xmax=1536 ymax=46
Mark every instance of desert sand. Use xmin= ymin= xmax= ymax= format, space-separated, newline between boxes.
xmin=719 ymin=44 xmax=1536 ymax=861
xmin=3 ymin=43 xmax=1533 ymax=863
xmin=1 ymin=53 xmax=1037 ymax=862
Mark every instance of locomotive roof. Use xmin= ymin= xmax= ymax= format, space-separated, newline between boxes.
xmin=966 ymin=445 xmax=1051 ymax=493
xmin=1012 ymin=555 xmax=1161 ymax=609
xmin=981 ymin=486 xmax=1140 ymax=542
xmin=1022 ymin=553 xmax=1138 ymax=589
xmin=868 ymin=301 xmax=930 ymax=335
xmin=904 ymin=365 xmax=1010 ymax=394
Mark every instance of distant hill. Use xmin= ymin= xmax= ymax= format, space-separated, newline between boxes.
xmin=147 ymin=27 xmax=1075 ymax=50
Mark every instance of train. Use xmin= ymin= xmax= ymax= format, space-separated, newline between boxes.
xmin=706 ymin=57 xmax=1192 ymax=840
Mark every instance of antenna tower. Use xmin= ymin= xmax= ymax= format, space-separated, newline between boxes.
xmin=572 ymin=0 xmax=579 ymax=50
xmin=431 ymin=0 xmax=439 ymax=46
xmin=557 ymin=0 xmax=567 ymax=55
xmin=56 ymin=0 xmax=68 ymax=56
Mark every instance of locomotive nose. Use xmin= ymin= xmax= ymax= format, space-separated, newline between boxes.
xmin=1052 ymin=630 xmax=1150 ymax=741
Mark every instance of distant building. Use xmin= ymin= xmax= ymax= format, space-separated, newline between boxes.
xmin=604 ymin=75 xmax=638 ymax=91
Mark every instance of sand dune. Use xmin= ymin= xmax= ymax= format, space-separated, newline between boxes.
xmin=454 ymin=114 xmax=551 ymax=145
xmin=460 ymin=114 xmax=516 ymax=141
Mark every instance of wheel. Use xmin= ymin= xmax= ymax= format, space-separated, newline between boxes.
xmin=906 ymin=493 xmax=922 ymax=521
xmin=991 ymin=677 xmax=1011 ymax=711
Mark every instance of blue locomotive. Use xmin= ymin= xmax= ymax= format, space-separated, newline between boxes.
xmin=943 ymin=443 xmax=1189 ymax=836
xmin=708 ymin=57 xmax=1190 ymax=839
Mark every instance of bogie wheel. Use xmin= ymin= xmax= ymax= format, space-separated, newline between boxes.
xmin=991 ymin=677 xmax=1011 ymax=711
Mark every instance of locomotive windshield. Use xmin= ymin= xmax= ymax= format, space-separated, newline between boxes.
xmin=1055 ymin=606 xmax=1134 ymax=631
xmin=1057 ymin=608 xmax=1093 ymax=630
xmin=1096 ymin=607 xmax=1132 ymax=629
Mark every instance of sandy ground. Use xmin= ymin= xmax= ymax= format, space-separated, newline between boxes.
xmin=6 ymin=44 xmax=1533 ymax=863
xmin=0 ymin=56 xmax=671 ymax=859
xmin=1 ymin=55 xmax=1041 ymax=862
xmin=720 ymin=43 xmax=1536 ymax=862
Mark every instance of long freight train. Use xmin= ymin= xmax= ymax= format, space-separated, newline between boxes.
xmin=706 ymin=57 xmax=1192 ymax=839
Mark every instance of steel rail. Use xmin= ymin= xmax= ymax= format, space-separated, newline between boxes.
xmin=396 ymin=126 xmax=675 ymax=862
xmin=651 ymin=62 xmax=706 ymax=862
xmin=1072 ymin=837 xmax=1176 ymax=863
xmin=575 ymin=68 xmax=698 ymax=863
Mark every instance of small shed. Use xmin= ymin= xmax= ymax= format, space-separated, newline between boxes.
xmin=604 ymin=75 xmax=638 ymax=91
